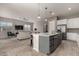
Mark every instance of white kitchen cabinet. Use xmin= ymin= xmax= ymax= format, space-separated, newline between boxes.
xmin=67 ymin=33 xmax=77 ymax=41
xmin=67 ymin=18 xmax=79 ymax=28
xmin=57 ymin=19 xmax=67 ymax=25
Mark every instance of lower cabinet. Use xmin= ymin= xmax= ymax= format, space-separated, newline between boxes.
xmin=53 ymin=34 xmax=62 ymax=50
xmin=62 ymin=33 xmax=67 ymax=40
xmin=39 ymin=33 xmax=62 ymax=55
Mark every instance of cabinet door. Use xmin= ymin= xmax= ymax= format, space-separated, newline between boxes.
xmin=39 ymin=36 xmax=49 ymax=53
xmin=58 ymin=34 xmax=62 ymax=44
xmin=49 ymin=36 xmax=54 ymax=52
xmin=54 ymin=35 xmax=58 ymax=49
xmin=67 ymin=18 xmax=79 ymax=28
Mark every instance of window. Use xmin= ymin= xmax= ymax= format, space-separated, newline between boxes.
xmin=0 ymin=21 xmax=13 ymax=27
xmin=0 ymin=21 xmax=13 ymax=32
xmin=24 ymin=24 xmax=31 ymax=31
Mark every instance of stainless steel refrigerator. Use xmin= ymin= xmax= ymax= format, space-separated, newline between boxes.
xmin=57 ymin=24 xmax=67 ymax=40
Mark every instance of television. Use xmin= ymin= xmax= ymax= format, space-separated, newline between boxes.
xmin=15 ymin=25 xmax=23 ymax=30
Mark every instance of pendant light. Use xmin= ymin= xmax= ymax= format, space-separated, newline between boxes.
xmin=37 ymin=3 xmax=41 ymax=19
xmin=44 ymin=7 xmax=48 ymax=21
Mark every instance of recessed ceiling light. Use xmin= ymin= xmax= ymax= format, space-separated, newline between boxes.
xmin=68 ymin=8 xmax=71 ymax=11
xmin=37 ymin=16 xmax=41 ymax=19
xmin=45 ymin=19 xmax=47 ymax=21
xmin=51 ymin=12 xmax=55 ymax=15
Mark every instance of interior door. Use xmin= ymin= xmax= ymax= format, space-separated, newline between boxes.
xmin=57 ymin=24 xmax=67 ymax=40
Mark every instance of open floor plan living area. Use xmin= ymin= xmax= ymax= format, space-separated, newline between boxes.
xmin=0 ymin=3 xmax=79 ymax=56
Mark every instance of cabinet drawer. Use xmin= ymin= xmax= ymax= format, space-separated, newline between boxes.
xmin=49 ymin=43 xmax=54 ymax=47
xmin=49 ymin=46 xmax=54 ymax=53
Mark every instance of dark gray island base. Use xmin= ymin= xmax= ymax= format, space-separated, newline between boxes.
xmin=39 ymin=33 xmax=62 ymax=55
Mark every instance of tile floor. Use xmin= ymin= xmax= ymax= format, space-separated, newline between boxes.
xmin=0 ymin=38 xmax=79 ymax=56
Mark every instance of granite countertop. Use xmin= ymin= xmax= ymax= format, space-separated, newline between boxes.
xmin=39 ymin=33 xmax=58 ymax=36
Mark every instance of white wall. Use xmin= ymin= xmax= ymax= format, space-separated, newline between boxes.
xmin=33 ymin=20 xmax=44 ymax=33
xmin=48 ymin=17 xmax=57 ymax=34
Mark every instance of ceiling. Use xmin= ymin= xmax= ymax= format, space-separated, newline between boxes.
xmin=0 ymin=3 xmax=79 ymax=21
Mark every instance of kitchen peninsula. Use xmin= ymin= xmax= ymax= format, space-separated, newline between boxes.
xmin=33 ymin=33 xmax=62 ymax=55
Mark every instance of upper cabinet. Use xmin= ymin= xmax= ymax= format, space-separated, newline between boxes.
xmin=57 ymin=18 xmax=79 ymax=28
xmin=57 ymin=19 xmax=67 ymax=25
xmin=67 ymin=18 xmax=79 ymax=28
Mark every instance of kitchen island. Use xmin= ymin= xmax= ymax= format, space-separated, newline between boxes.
xmin=32 ymin=33 xmax=62 ymax=55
